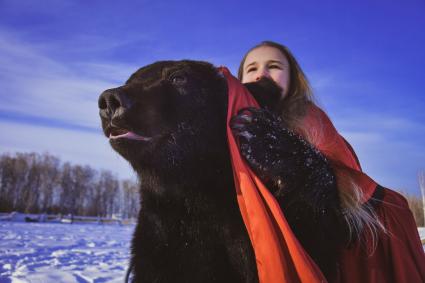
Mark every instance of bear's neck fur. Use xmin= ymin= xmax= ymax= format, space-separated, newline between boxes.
xmin=130 ymin=146 xmax=259 ymax=283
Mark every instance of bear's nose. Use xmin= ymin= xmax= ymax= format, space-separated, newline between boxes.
xmin=98 ymin=88 xmax=131 ymax=120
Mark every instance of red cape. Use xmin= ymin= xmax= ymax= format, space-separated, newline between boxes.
xmin=220 ymin=66 xmax=425 ymax=283
xmin=339 ymin=188 xmax=425 ymax=282
xmin=221 ymin=66 xmax=326 ymax=283
xmin=301 ymin=103 xmax=425 ymax=283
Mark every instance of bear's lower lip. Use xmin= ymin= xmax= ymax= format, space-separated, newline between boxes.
xmin=109 ymin=131 xmax=152 ymax=141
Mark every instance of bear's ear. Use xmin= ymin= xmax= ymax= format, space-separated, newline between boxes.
xmin=125 ymin=61 xmax=176 ymax=84
xmin=243 ymin=77 xmax=282 ymax=111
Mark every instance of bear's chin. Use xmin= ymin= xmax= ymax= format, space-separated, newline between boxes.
xmin=110 ymin=137 xmax=155 ymax=163
xmin=109 ymin=131 xmax=177 ymax=169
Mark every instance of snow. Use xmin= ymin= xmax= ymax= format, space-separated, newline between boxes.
xmin=0 ymin=222 xmax=424 ymax=282
xmin=0 ymin=222 xmax=134 ymax=283
xmin=419 ymin=227 xmax=425 ymax=251
xmin=418 ymin=227 xmax=425 ymax=238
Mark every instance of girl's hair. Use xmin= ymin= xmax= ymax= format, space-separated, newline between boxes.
xmin=238 ymin=41 xmax=384 ymax=248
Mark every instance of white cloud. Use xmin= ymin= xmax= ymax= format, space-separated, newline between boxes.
xmin=336 ymin=115 xmax=425 ymax=193
xmin=309 ymin=71 xmax=336 ymax=91
xmin=333 ymin=112 xmax=425 ymax=134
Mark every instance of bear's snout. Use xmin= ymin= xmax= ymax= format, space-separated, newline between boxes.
xmin=98 ymin=88 xmax=133 ymax=122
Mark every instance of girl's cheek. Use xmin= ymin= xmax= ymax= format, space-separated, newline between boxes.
xmin=243 ymin=73 xmax=255 ymax=83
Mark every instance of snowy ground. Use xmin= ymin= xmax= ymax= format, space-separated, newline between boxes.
xmin=419 ymin=227 xmax=425 ymax=251
xmin=0 ymin=222 xmax=424 ymax=283
xmin=0 ymin=222 xmax=134 ymax=283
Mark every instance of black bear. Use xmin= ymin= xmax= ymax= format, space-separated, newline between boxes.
xmin=98 ymin=60 xmax=344 ymax=282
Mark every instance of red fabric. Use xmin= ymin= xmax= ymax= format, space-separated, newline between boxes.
xmin=339 ymin=188 xmax=425 ymax=283
xmin=300 ymin=105 xmax=425 ymax=282
xmin=220 ymin=66 xmax=327 ymax=283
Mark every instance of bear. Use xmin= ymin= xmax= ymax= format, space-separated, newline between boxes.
xmin=98 ymin=60 xmax=345 ymax=282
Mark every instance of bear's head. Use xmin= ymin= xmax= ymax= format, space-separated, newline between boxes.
xmin=98 ymin=61 xmax=229 ymax=174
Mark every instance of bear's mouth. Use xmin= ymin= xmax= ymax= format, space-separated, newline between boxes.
xmin=109 ymin=127 xmax=152 ymax=141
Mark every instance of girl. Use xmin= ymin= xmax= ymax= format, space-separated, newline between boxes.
xmin=236 ymin=40 xmax=425 ymax=282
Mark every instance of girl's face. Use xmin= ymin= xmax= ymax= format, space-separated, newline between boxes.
xmin=242 ymin=46 xmax=290 ymax=99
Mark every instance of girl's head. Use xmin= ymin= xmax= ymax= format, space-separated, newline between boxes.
xmin=238 ymin=41 xmax=313 ymax=103
xmin=238 ymin=41 xmax=313 ymax=128
xmin=240 ymin=45 xmax=291 ymax=99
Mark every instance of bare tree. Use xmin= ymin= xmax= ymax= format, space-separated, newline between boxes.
xmin=0 ymin=151 xmax=139 ymax=218
xmin=38 ymin=153 xmax=61 ymax=213
xmin=0 ymin=154 xmax=16 ymax=212
xmin=10 ymin=153 xmax=31 ymax=211
xmin=122 ymin=179 xmax=140 ymax=219
xmin=73 ymin=165 xmax=96 ymax=215
xmin=97 ymin=170 xmax=119 ymax=217
xmin=24 ymin=153 xmax=44 ymax=213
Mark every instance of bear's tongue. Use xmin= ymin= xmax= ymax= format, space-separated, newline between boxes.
xmin=109 ymin=131 xmax=152 ymax=141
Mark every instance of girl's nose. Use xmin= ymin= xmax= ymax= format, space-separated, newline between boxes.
xmin=255 ymin=69 xmax=270 ymax=81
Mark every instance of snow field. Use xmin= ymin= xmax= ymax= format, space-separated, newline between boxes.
xmin=0 ymin=222 xmax=134 ymax=283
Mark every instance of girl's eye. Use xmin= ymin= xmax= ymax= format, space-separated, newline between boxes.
xmin=269 ymin=65 xmax=281 ymax=69
xmin=246 ymin=67 xmax=257 ymax=73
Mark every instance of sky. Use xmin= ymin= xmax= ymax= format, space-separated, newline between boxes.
xmin=0 ymin=0 xmax=424 ymax=195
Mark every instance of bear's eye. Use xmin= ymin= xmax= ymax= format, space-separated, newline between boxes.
xmin=170 ymin=74 xmax=187 ymax=85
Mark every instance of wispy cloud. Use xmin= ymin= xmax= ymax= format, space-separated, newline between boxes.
xmin=309 ymin=69 xmax=425 ymax=193
xmin=342 ymin=128 xmax=424 ymax=193
xmin=0 ymin=29 xmax=138 ymax=128
xmin=335 ymin=112 xmax=425 ymax=135
xmin=0 ymin=28 xmax=139 ymax=179
xmin=335 ymin=113 xmax=425 ymax=193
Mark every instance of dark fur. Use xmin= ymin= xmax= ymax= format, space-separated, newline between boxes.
xmin=98 ymin=61 xmax=345 ymax=282
xmin=230 ymin=106 xmax=346 ymax=280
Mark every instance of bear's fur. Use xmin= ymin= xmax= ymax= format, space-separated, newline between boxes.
xmin=98 ymin=60 xmax=345 ymax=282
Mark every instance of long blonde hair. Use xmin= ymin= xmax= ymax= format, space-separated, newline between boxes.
xmin=238 ymin=41 xmax=384 ymax=248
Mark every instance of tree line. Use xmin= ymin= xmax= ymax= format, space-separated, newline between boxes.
xmin=0 ymin=152 xmax=139 ymax=218
xmin=1 ymin=151 xmax=423 ymax=226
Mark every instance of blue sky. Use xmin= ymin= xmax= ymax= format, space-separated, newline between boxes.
xmin=0 ymin=0 xmax=424 ymax=195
